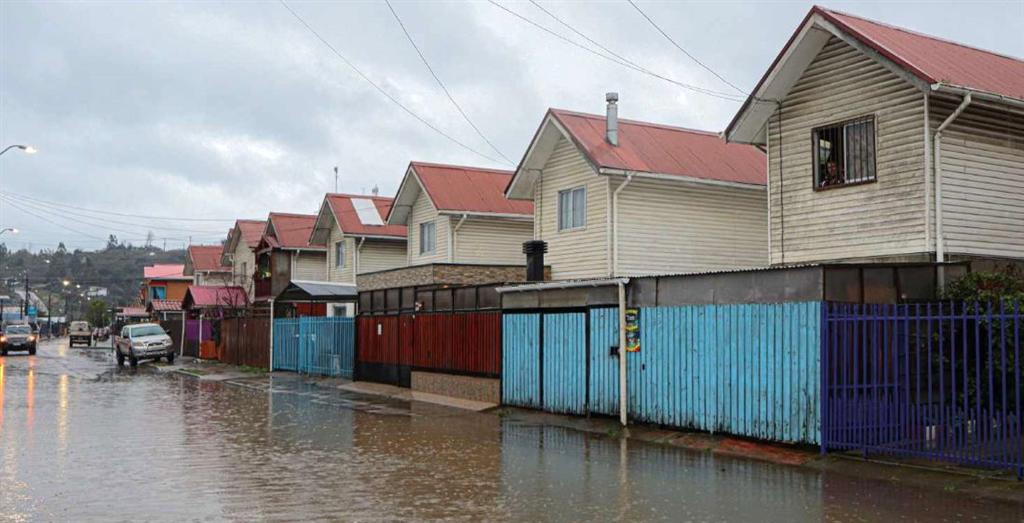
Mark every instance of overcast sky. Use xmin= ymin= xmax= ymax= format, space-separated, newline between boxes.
xmin=1 ymin=0 xmax=1021 ymax=252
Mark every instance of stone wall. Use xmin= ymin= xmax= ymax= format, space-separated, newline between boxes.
xmin=411 ymin=371 xmax=500 ymax=404
xmin=357 ymin=263 xmax=549 ymax=291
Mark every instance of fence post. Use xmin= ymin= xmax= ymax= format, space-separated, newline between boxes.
xmin=269 ymin=299 xmax=275 ymax=371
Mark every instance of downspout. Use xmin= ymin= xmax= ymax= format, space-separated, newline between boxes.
xmin=268 ymin=298 xmax=274 ymax=370
xmin=611 ymin=175 xmax=634 ymax=277
xmin=451 ymin=214 xmax=467 ymax=263
xmin=923 ymin=92 xmax=931 ymax=254
xmin=934 ymin=93 xmax=972 ymax=286
xmin=354 ymin=237 xmax=365 ymax=284
xmin=617 ymin=280 xmax=628 ymax=427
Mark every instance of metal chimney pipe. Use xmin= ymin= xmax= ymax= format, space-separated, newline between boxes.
xmin=606 ymin=92 xmax=619 ymax=146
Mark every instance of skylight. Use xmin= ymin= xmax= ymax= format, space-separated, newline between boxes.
xmin=351 ymin=198 xmax=384 ymax=225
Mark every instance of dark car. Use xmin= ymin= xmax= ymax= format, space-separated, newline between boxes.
xmin=1 ymin=324 xmax=38 ymax=355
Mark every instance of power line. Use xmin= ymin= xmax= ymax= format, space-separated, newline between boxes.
xmin=0 ymin=193 xmax=228 ymax=234
xmin=486 ymin=0 xmax=745 ymax=102
xmin=384 ymin=0 xmax=514 ymax=165
xmin=278 ymin=0 xmax=509 ymax=165
xmin=0 ymin=189 xmax=237 ymax=222
xmin=625 ymin=0 xmax=746 ymax=95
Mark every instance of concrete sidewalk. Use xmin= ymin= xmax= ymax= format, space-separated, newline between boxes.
xmin=338 ymin=381 xmax=498 ymax=412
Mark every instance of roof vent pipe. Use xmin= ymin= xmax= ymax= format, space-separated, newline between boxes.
xmin=371 ymin=185 xmax=379 ymax=197
xmin=606 ymin=92 xmax=619 ymax=146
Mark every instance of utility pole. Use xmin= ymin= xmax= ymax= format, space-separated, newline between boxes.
xmin=22 ymin=273 xmax=28 ymax=319
xmin=64 ymin=293 xmax=70 ymax=322
xmin=47 ymin=293 xmax=52 ymax=338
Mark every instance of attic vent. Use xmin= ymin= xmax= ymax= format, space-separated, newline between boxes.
xmin=351 ymin=198 xmax=384 ymax=225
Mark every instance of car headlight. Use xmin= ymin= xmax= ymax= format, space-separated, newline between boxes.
xmin=27 ymin=335 xmax=35 ymax=342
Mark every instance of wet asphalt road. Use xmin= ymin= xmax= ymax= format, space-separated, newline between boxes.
xmin=2 ymin=338 xmax=1024 ymax=521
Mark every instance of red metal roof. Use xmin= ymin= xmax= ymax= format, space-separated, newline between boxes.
xmin=188 ymin=245 xmax=229 ymax=272
xmin=183 ymin=285 xmax=248 ymax=309
xmin=144 ymin=264 xmax=189 ymax=280
xmin=267 ymin=213 xmax=323 ymax=249
xmin=235 ymin=219 xmax=267 ymax=249
xmin=148 ymin=299 xmax=182 ymax=312
xmin=550 ymin=109 xmax=766 ymax=185
xmin=326 ymin=194 xmax=407 ymax=237
xmin=411 ymin=162 xmax=534 ymax=214
xmin=120 ymin=306 xmax=149 ymax=317
xmin=817 ymin=7 xmax=1024 ymax=101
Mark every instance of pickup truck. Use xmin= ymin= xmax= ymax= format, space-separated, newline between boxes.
xmin=69 ymin=321 xmax=93 ymax=347
xmin=114 ymin=322 xmax=175 ymax=367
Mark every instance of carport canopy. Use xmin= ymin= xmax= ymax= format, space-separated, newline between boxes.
xmin=276 ymin=280 xmax=358 ymax=302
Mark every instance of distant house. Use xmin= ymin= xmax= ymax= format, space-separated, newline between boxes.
xmin=252 ymin=212 xmax=327 ymax=314
xmin=505 ymin=102 xmax=768 ymax=280
xmin=141 ymin=264 xmax=191 ymax=308
xmin=389 ymin=162 xmax=534 ymax=266
xmin=221 ymin=219 xmax=266 ymax=299
xmin=725 ymin=6 xmax=1024 ymax=268
xmin=309 ymin=193 xmax=407 ymax=286
xmin=184 ymin=245 xmax=232 ymax=287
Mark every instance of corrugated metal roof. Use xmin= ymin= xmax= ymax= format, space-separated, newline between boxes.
xmin=326 ymin=193 xmax=407 ymax=237
xmin=236 ymin=219 xmax=267 ymax=249
xmin=267 ymin=213 xmax=323 ymax=249
xmin=819 ymin=7 xmax=1024 ymax=101
xmin=550 ymin=109 xmax=767 ymax=185
xmin=148 ymin=299 xmax=182 ymax=312
xmin=183 ymin=285 xmax=248 ymax=309
xmin=188 ymin=245 xmax=229 ymax=272
xmin=144 ymin=264 xmax=188 ymax=280
xmin=412 ymin=162 xmax=535 ymax=214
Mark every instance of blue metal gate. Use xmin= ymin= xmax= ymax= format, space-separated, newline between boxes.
xmin=543 ymin=313 xmax=587 ymax=415
xmin=502 ymin=313 xmax=541 ymax=408
xmin=273 ymin=317 xmax=355 ymax=378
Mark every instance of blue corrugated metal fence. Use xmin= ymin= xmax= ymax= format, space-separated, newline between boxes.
xmin=273 ymin=316 xmax=355 ymax=378
xmin=543 ymin=313 xmax=587 ymax=415
xmin=502 ymin=313 xmax=541 ymax=408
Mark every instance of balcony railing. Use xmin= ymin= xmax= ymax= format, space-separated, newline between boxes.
xmin=254 ymin=278 xmax=272 ymax=299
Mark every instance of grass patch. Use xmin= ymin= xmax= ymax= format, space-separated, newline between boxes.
xmin=238 ymin=365 xmax=268 ymax=374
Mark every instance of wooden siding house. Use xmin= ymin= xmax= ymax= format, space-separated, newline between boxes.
xmin=726 ymin=6 xmax=1024 ymax=268
xmin=309 ymin=193 xmax=407 ymax=285
xmin=252 ymin=213 xmax=326 ymax=307
xmin=183 ymin=245 xmax=232 ymax=287
xmin=387 ymin=162 xmax=534 ymax=267
xmin=505 ymin=104 xmax=768 ymax=280
xmin=220 ymin=219 xmax=266 ymax=300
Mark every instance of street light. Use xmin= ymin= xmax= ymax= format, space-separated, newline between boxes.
xmin=0 ymin=228 xmax=17 ymax=236
xmin=62 ymin=279 xmax=70 ymax=287
xmin=0 ymin=144 xmax=37 ymax=156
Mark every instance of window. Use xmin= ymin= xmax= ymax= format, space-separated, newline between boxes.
xmin=335 ymin=240 xmax=346 ymax=268
xmin=813 ymin=116 xmax=876 ymax=188
xmin=150 ymin=286 xmax=166 ymax=300
xmin=419 ymin=221 xmax=436 ymax=254
xmin=558 ymin=186 xmax=586 ymax=230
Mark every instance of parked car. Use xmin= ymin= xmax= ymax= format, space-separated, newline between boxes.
xmin=1 ymin=323 xmax=37 ymax=356
xmin=68 ymin=321 xmax=93 ymax=347
xmin=114 ymin=323 xmax=175 ymax=367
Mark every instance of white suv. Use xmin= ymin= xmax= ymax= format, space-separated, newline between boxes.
xmin=114 ymin=323 xmax=175 ymax=367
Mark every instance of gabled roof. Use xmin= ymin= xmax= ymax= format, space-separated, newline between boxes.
xmin=222 ymin=219 xmax=267 ymax=265
xmin=311 ymin=193 xmax=407 ymax=245
xmin=147 ymin=299 xmax=182 ymax=312
xmin=182 ymin=285 xmax=248 ymax=310
xmin=726 ymin=6 xmax=1024 ymax=144
xmin=144 ymin=264 xmax=190 ymax=281
xmin=187 ymin=245 xmax=229 ymax=273
xmin=506 ymin=109 xmax=766 ymax=199
xmin=388 ymin=162 xmax=533 ymax=225
xmin=264 ymin=213 xmax=324 ymax=250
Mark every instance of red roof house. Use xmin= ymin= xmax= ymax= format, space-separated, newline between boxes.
xmin=182 ymin=285 xmax=248 ymax=311
xmin=310 ymin=193 xmax=409 ymax=285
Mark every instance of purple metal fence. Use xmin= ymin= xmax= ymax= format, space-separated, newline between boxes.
xmin=185 ymin=319 xmax=213 ymax=342
xmin=822 ymin=302 xmax=1023 ymax=475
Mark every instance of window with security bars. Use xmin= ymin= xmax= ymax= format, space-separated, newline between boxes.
xmin=813 ymin=116 xmax=876 ymax=188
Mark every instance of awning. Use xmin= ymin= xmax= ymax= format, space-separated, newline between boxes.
xmin=276 ymin=280 xmax=358 ymax=302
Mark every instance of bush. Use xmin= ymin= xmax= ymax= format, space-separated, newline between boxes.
xmin=943 ymin=268 xmax=1024 ymax=305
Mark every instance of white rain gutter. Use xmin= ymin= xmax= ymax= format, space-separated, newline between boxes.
xmin=354 ymin=237 xmax=366 ymax=282
xmin=617 ymin=280 xmax=627 ymax=428
xmin=934 ymin=93 xmax=972 ymax=271
xmin=932 ymin=84 xmax=1024 ymax=111
xmin=268 ymin=298 xmax=274 ymax=370
xmin=450 ymin=214 xmax=468 ymax=262
xmin=599 ymin=168 xmax=766 ymax=191
xmin=495 ymin=277 xmax=629 ymax=293
xmin=611 ymin=175 xmax=634 ymax=278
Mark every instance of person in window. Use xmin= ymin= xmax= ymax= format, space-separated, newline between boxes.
xmin=821 ymin=160 xmax=843 ymax=187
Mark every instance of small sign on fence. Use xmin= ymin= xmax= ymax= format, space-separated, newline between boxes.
xmin=625 ymin=308 xmax=640 ymax=353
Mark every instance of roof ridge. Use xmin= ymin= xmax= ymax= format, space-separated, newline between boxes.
xmin=816 ymin=5 xmax=1024 ymax=64
xmin=269 ymin=212 xmax=317 ymax=219
xmin=410 ymin=161 xmax=514 ymax=175
xmin=327 ymin=192 xmax=395 ymax=201
xmin=549 ymin=108 xmax=720 ymax=136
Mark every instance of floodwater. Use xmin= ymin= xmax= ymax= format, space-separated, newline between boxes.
xmin=1 ymin=339 xmax=1022 ymax=521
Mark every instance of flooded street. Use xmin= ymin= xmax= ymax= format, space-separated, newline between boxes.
xmin=1 ymin=339 xmax=1022 ymax=521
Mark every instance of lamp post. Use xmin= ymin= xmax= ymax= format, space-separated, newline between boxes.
xmin=0 ymin=144 xmax=37 ymax=157
xmin=0 ymin=228 xmax=18 ymax=236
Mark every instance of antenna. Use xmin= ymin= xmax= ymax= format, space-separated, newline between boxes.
xmin=334 ymin=166 xmax=339 ymax=193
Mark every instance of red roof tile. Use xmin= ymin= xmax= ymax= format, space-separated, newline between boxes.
xmin=188 ymin=245 xmax=229 ymax=272
xmin=183 ymin=286 xmax=248 ymax=309
xmin=120 ymin=307 xmax=149 ymax=317
xmin=817 ymin=7 xmax=1024 ymax=101
xmin=235 ymin=219 xmax=267 ymax=249
xmin=550 ymin=109 xmax=766 ymax=185
xmin=144 ymin=264 xmax=189 ymax=280
xmin=412 ymin=162 xmax=535 ymax=214
xmin=267 ymin=213 xmax=322 ymax=249
xmin=326 ymin=194 xmax=407 ymax=238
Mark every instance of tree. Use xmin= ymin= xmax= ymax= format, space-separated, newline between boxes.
xmin=86 ymin=299 xmax=109 ymax=327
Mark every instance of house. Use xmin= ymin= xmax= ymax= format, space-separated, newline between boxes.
xmin=309 ymin=193 xmax=407 ymax=285
xmin=505 ymin=100 xmax=768 ymax=280
xmin=184 ymin=245 xmax=232 ymax=286
xmin=252 ymin=212 xmax=327 ymax=314
xmin=725 ymin=6 xmax=1024 ymax=269
xmin=221 ymin=219 xmax=266 ymax=299
xmin=141 ymin=264 xmax=191 ymax=308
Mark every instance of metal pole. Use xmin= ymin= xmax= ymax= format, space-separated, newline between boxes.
xmin=47 ymin=293 xmax=52 ymax=339
xmin=618 ymin=281 xmax=628 ymax=427
xmin=269 ymin=298 xmax=275 ymax=371
xmin=22 ymin=273 xmax=28 ymax=319
xmin=179 ymin=310 xmax=186 ymax=357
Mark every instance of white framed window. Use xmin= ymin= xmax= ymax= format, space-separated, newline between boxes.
xmin=419 ymin=221 xmax=436 ymax=254
xmin=335 ymin=240 xmax=346 ymax=268
xmin=558 ymin=186 xmax=586 ymax=231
